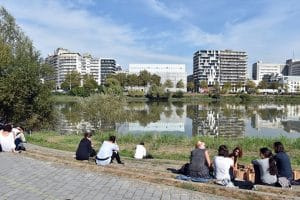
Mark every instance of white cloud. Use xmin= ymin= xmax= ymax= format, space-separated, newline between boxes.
xmin=1 ymin=0 xmax=188 ymax=70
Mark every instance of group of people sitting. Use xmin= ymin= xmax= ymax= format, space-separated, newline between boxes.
xmin=0 ymin=124 xmax=26 ymax=153
xmin=173 ymin=140 xmax=297 ymax=188
xmin=75 ymin=133 xmax=151 ymax=165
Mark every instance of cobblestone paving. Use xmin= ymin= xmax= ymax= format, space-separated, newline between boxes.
xmin=0 ymin=153 xmax=230 ymax=200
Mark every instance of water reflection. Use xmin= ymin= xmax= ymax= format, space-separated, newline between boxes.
xmin=55 ymin=102 xmax=300 ymax=138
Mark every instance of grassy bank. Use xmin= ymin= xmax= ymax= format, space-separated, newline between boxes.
xmin=27 ymin=131 xmax=300 ymax=168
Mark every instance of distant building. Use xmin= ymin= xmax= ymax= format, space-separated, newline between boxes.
xmin=129 ymin=64 xmax=187 ymax=92
xmin=280 ymin=76 xmax=300 ymax=93
xmin=193 ymin=50 xmax=247 ymax=91
xmin=286 ymin=59 xmax=300 ymax=76
xmin=101 ymin=59 xmax=116 ymax=85
xmin=252 ymin=61 xmax=284 ymax=81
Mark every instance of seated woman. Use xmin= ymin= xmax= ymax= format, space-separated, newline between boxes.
xmin=75 ymin=132 xmax=96 ymax=161
xmin=0 ymin=124 xmax=16 ymax=152
xmin=273 ymin=142 xmax=293 ymax=181
xmin=14 ymin=126 xmax=26 ymax=151
xmin=252 ymin=147 xmax=277 ymax=185
xmin=189 ymin=141 xmax=211 ymax=179
xmin=229 ymin=147 xmax=243 ymax=179
xmin=96 ymin=136 xmax=124 ymax=166
xmin=213 ymin=145 xmax=235 ymax=187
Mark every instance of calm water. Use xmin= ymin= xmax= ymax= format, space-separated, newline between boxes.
xmin=56 ymin=102 xmax=300 ymax=138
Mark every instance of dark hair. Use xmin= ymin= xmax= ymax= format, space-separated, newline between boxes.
xmin=84 ymin=132 xmax=92 ymax=138
xmin=109 ymin=135 xmax=116 ymax=143
xmin=274 ymin=141 xmax=285 ymax=153
xmin=18 ymin=126 xmax=24 ymax=131
xmin=260 ymin=147 xmax=278 ymax=176
xmin=218 ymin=145 xmax=229 ymax=157
xmin=3 ymin=124 xmax=12 ymax=132
xmin=140 ymin=142 xmax=145 ymax=145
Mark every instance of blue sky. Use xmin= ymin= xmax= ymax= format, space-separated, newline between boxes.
xmin=1 ymin=0 xmax=300 ymax=75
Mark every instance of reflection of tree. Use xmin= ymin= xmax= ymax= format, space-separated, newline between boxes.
xmin=164 ymin=105 xmax=173 ymax=118
xmin=256 ymin=108 xmax=284 ymax=121
xmin=59 ymin=103 xmax=81 ymax=124
xmin=176 ymin=108 xmax=184 ymax=118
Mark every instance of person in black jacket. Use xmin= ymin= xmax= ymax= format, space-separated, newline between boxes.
xmin=75 ymin=132 xmax=96 ymax=160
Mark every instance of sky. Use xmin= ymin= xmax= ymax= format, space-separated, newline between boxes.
xmin=1 ymin=0 xmax=300 ymax=76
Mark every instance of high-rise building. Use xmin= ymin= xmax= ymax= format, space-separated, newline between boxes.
xmin=46 ymin=48 xmax=101 ymax=89
xmin=252 ymin=61 xmax=284 ymax=81
xmin=286 ymin=59 xmax=300 ymax=76
xmin=193 ymin=50 xmax=247 ymax=90
xmin=100 ymin=59 xmax=116 ymax=85
xmin=128 ymin=64 xmax=187 ymax=92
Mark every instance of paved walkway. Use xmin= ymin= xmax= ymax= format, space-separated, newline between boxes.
xmin=0 ymin=153 xmax=229 ymax=200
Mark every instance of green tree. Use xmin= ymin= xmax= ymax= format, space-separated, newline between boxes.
xmin=222 ymin=82 xmax=231 ymax=94
xmin=258 ymin=80 xmax=268 ymax=89
xmin=82 ymin=74 xmax=98 ymax=92
xmin=108 ymin=73 xmax=127 ymax=87
xmin=61 ymin=71 xmax=81 ymax=91
xmin=269 ymin=82 xmax=280 ymax=89
xmin=138 ymin=70 xmax=151 ymax=86
xmin=200 ymin=80 xmax=208 ymax=89
xmin=0 ymin=7 xmax=54 ymax=129
xmin=79 ymin=94 xmax=130 ymax=130
xmin=176 ymin=79 xmax=185 ymax=88
xmin=187 ymin=81 xmax=195 ymax=92
xmin=150 ymin=74 xmax=161 ymax=86
xmin=126 ymin=74 xmax=139 ymax=87
xmin=105 ymin=78 xmax=123 ymax=95
xmin=164 ymin=79 xmax=174 ymax=88
xmin=147 ymin=84 xmax=165 ymax=99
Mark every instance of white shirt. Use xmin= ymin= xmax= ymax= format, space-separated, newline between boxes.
xmin=134 ymin=145 xmax=146 ymax=159
xmin=96 ymin=141 xmax=119 ymax=166
xmin=0 ymin=131 xmax=16 ymax=152
xmin=213 ymin=156 xmax=233 ymax=180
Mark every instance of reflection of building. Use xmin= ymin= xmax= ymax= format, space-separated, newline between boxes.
xmin=116 ymin=104 xmax=188 ymax=135
xmin=188 ymin=105 xmax=245 ymax=137
xmin=129 ymin=64 xmax=187 ymax=92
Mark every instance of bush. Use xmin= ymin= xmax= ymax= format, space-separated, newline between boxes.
xmin=128 ymin=89 xmax=145 ymax=97
xmin=173 ymin=90 xmax=184 ymax=98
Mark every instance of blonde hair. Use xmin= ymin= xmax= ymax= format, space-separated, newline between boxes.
xmin=195 ymin=141 xmax=205 ymax=149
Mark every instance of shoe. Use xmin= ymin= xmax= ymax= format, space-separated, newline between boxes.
xmin=118 ymin=162 xmax=125 ymax=165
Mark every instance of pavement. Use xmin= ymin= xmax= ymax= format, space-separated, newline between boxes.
xmin=0 ymin=153 xmax=229 ymax=200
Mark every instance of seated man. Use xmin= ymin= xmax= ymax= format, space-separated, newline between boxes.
xmin=96 ymin=136 xmax=124 ymax=165
xmin=75 ymin=132 xmax=96 ymax=161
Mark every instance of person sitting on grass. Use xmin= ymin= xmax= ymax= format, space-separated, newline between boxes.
xmin=213 ymin=145 xmax=235 ymax=187
xmin=189 ymin=141 xmax=211 ymax=179
xmin=229 ymin=146 xmax=243 ymax=180
xmin=14 ymin=126 xmax=26 ymax=151
xmin=252 ymin=147 xmax=278 ymax=185
xmin=0 ymin=124 xmax=16 ymax=152
xmin=273 ymin=142 xmax=293 ymax=181
xmin=134 ymin=142 xmax=153 ymax=159
xmin=96 ymin=135 xmax=124 ymax=166
xmin=75 ymin=132 xmax=96 ymax=161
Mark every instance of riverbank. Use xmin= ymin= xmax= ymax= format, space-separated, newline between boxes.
xmin=52 ymin=93 xmax=300 ymax=104
xmin=27 ymin=131 xmax=300 ymax=168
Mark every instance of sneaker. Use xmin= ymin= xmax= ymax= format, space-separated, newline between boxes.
xmin=118 ymin=162 xmax=125 ymax=165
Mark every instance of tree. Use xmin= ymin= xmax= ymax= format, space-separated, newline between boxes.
xmin=61 ymin=71 xmax=81 ymax=91
xmin=150 ymin=74 xmax=161 ymax=86
xmin=222 ymin=82 xmax=231 ymax=94
xmin=82 ymin=74 xmax=98 ymax=92
xmin=187 ymin=81 xmax=195 ymax=92
xmin=200 ymin=80 xmax=208 ymax=89
xmin=176 ymin=80 xmax=185 ymax=88
xmin=138 ymin=70 xmax=151 ymax=86
xmin=258 ymin=80 xmax=268 ymax=89
xmin=147 ymin=84 xmax=165 ymax=99
xmin=269 ymin=82 xmax=280 ymax=89
xmin=236 ymin=81 xmax=244 ymax=92
xmin=104 ymin=78 xmax=123 ymax=95
xmin=108 ymin=73 xmax=127 ymax=87
xmin=126 ymin=74 xmax=139 ymax=87
xmin=0 ymin=7 xmax=54 ymax=129
xmin=164 ymin=79 xmax=174 ymax=88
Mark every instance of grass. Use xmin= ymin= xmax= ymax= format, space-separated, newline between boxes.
xmin=27 ymin=131 xmax=300 ymax=169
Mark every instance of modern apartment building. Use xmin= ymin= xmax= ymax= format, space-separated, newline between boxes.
xmin=280 ymin=76 xmax=300 ymax=93
xmin=252 ymin=61 xmax=284 ymax=81
xmin=286 ymin=59 xmax=300 ymax=76
xmin=46 ymin=48 xmax=101 ymax=89
xmin=193 ymin=50 xmax=247 ymax=90
xmin=128 ymin=64 xmax=187 ymax=92
xmin=100 ymin=59 xmax=116 ymax=85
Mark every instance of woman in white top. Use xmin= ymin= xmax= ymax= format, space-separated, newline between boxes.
xmin=213 ymin=145 xmax=234 ymax=187
xmin=134 ymin=142 xmax=147 ymax=159
xmin=0 ymin=124 xmax=16 ymax=152
xmin=96 ymin=136 xmax=124 ymax=165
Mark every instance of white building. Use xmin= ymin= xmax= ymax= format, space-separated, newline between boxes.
xmin=280 ymin=76 xmax=300 ymax=93
xmin=129 ymin=64 xmax=187 ymax=92
xmin=46 ymin=48 xmax=101 ymax=89
xmin=252 ymin=61 xmax=284 ymax=81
